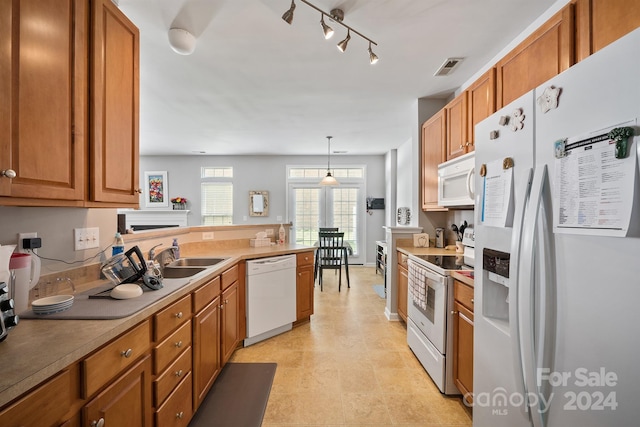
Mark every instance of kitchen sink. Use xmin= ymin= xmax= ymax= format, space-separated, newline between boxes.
xmin=161 ymin=266 xmax=207 ymax=278
xmin=168 ymin=257 xmax=227 ymax=267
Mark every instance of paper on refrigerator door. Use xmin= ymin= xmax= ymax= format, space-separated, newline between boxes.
xmin=553 ymin=120 xmax=638 ymax=236
xmin=480 ymin=158 xmax=514 ymax=227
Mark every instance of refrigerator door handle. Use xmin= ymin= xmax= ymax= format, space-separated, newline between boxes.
xmin=509 ymin=167 xmax=533 ymax=422
xmin=519 ymin=164 xmax=549 ymax=427
xmin=466 ymin=166 xmax=475 ymax=200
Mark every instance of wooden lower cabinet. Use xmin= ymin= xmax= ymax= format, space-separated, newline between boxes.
xmin=221 ymin=281 xmax=240 ymax=364
xmin=193 ymin=296 xmax=221 ymax=409
xmin=396 ymin=251 xmax=408 ymax=322
xmin=156 ymin=373 xmax=193 ymax=427
xmin=452 ymin=280 xmax=474 ymax=404
xmin=83 ymin=354 xmax=153 ymax=427
xmin=296 ymin=251 xmax=315 ymax=320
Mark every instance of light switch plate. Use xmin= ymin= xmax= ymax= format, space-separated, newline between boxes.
xmin=74 ymin=227 xmax=100 ymax=251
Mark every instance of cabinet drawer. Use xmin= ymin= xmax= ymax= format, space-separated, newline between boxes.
xmin=155 ymin=320 xmax=192 ymax=374
xmin=296 ymin=251 xmax=314 ymax=267
xmin=221 ymin=264 xmax=238 ymax=289
xmin=83 ymin=320 xmax=151 ymax=398
xmin=0 ymin=367 xmax=77 ymax=427
xmin=154 ymin=346 xmax=192 ymax=407
xmin=155 ymin=294 xmax=192 ymax=341
xmin=156 ymin=372 xmax=193 ymax=427
xmin=193 ymin=276 xmax=221 ymax=314
xmin=454 ymin=280 xmax=474 ymax=311
xmin=397 ymin=251 xmax=409 ymax=269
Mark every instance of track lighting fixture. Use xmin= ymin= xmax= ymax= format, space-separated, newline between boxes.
xmin=368 ymin=42 xmax=379 ymax=64
xmin=320 ymin=15 xmax=334 ymax=39
xmin=337 ymin=29 xmax=351 ymax=52
xmin=281 ymin=0 xmax=379 ymax=64
xmin=282 ymin=0 xmax=295 ymax=24
xmin=320 ymin=136 xmax=339 ymax=186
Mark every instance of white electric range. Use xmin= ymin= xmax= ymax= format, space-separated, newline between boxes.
xmin=406 ymin=227 xmax=474 ymax=395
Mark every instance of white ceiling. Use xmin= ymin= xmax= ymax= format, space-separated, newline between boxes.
xmin=118 ymin=0 xmax=557 ymax=156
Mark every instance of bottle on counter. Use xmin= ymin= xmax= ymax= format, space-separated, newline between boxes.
xmin=172 ymin=238 xmax=180 ymax=259
xmin=278 ymin=224 xmax=285 ymax=245
xmin=112 ymin=232 xmax=125 ymax=256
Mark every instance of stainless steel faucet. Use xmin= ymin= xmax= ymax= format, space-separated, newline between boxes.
xmin=148 ymin=243 xmax=163 ymax=261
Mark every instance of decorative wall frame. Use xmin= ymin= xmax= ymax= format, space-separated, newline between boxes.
xmin=249 ymin=191 xmax=269 ymax=216
xmin=144 ymin=171 xmax=169 ymax=208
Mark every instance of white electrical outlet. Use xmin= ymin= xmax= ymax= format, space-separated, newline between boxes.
xmin=74 ymin=227 xmax=100 ymax=251
xmin=17 ymin=232 xmax=38 ymax=254
xmin=202 ymin=232 xmax=214 ymax=240
xmin=276 ymin=215 xmax=283 ymax=221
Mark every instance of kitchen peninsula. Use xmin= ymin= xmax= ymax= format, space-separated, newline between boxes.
xmin=0 ymin=226 xmax=314 ymax=426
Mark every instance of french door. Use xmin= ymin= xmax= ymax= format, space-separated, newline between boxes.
xmin=288 ymin=184 xmax=363 ymax=264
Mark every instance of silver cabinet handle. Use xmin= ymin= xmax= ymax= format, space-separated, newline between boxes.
xmin=176 ymin=412 xmax=184 ymax=419
xmin=451 ymin=310 xmax=457 ymax=315
xmin=220 ymin=304 xmax=224 ymax=309
xmin=91 ymin=418 xmax=105 ymax=427
xmin=175 ymin=369 xmax=183 ymax=377
xmin=175 ymin=340 xmax=183 ymax=348
xmin=1 ymin=169 xmax=16 ymax=179
xmin=121 ymin=348 xmax=133 ymax=358
xmin=225 ymin=299 xmax=229 ymax=304
xmin=471 ymin=298 xmax=474 ymax=303
xmin=175 ymin=311 xmax=183 ymax=319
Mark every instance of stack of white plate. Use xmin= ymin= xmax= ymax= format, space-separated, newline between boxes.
xmin=31 ymin=295 xmax=74 ymax=315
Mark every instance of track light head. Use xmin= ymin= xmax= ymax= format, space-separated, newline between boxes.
xmin=282 ymin=0 xmax=296 ymax=24
xmin=368 ymin=43 xmax=379 ymax=64
xmin=321 ymin=15 xmax=334 ymax=39
xmin=337 ymin=30 xmax=351 ymax=52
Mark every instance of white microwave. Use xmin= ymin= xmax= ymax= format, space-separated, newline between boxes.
xmin=437 ymin=152 xmax=475 ymax=207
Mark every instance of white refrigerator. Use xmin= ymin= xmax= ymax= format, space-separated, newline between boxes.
xmin=473 ymin=28 xmax=640 ymax=427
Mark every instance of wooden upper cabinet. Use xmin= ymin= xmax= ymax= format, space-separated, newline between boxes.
xmin=421 ymin=110 xmax=446 ymax=211
xmin=575 ymin=0 xmax=640 ymax=60
xmin=445 ymin=93 xmax=468 ymax=160
xmin=90 ymin=0 xmax=140 ymax=205
xmin=496 ymin=4 xmax=574 ymax=108
xmin=466 ymin=68 xmax=496 ymax=149
xmin=0 ymin=0 xmax=87 ymax=203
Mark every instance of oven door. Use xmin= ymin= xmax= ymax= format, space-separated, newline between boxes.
xmin=407 ymin=261 xmax=447 ymax=353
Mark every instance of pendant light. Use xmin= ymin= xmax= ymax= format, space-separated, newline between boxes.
xmin=320 ymin=136 xmax=339 ymax=186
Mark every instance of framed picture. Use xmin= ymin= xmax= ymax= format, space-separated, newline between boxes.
xmin=144 ymin=171 xmax=169 ymax=208
xmin=249 ymin=191 xmax=269 ymax=216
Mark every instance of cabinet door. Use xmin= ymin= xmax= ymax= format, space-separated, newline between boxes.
xmin=84 ymin=354 xmax=153 ymax=427
xmin=496 ymin=4 xmax=574 ymax=108
xmin=296 ymin=264 xmax=314 ymax=320
xmin=590 ymin=0 xmax=640 ymax=54
xmin=221 ymin=282 xmax=239 ymax=364
xmin=466 ymin=68 xmax=496 ymax=149
xmin=453 ymin=302 xmax=474 ymax=404
xmin=90 ymin=0 xmax=140 ymax=204
xmin=193 ymin=297 xmax=221 ymax=410
xmin=397 ymin=265 xmax=408 ymax=322
xmin=445 ymin=93 xmax=468 ymax=160
xmin=0 ymin=0 xmax=86 ymax=202
xmin=421 ymin=110 xmax=446 ymax=211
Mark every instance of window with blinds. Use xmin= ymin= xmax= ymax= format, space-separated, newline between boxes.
xmin=201 ymin=167 xmax=233 ymax=225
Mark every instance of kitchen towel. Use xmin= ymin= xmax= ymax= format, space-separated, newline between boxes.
xmin=408 ymin=259 xmax=427 ymax=311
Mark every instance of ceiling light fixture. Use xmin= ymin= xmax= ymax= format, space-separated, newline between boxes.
xmin=281 ymin=0 xmax=379 ymax=64
xmin=282 ymin=0 xmax=296 ymax=24
xmin=337 ymin=29 xmax=351 ymax=52
xmin=320 ymin=136 xmax=339 ymax=186
xmin=368 ymin=42 xmax=379 ymax=64
xmin=168 ymin=28 xmax=197 ymax=55
xmin=320 ymin=15 xmax=334 ymax=39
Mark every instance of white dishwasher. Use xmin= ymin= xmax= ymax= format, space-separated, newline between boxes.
xmin=245 ymin=254 xmax=297 ymax=346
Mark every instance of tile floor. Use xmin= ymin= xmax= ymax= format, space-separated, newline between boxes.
xmin=230 ymin=266 xmax=473 ymax=426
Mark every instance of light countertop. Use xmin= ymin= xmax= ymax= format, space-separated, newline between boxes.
xmin=0 ymin=243 xmax=314 ymax=408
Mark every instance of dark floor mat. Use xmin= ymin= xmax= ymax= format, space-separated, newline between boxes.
xmin=188 ymin=362 xmax=277 ymax=427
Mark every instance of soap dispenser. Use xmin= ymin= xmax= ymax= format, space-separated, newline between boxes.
xmin=172 ymin=238 xmax=180 ymax=259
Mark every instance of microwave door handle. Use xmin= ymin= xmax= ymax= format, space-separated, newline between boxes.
xmin=466 ymin=166 xmax=475 ymax=199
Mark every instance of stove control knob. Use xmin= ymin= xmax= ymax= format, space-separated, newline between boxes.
xmin=0 ymin=298 xmax=14 ymax=312
xmin=4 ymin=315 xmax=18 ymax=328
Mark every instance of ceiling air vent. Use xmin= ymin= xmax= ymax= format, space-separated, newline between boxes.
xmin=434 ymin=57 xmax=464 ymax=76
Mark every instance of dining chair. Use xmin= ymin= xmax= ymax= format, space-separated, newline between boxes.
xmin=314 ymin=228 xmax=339 ymax=281
xmin=316 ymin=231 xmax=346 ymax=291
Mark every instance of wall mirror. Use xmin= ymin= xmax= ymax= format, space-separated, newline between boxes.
xmin=249 ymin=191 xmax=269 ymax=216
